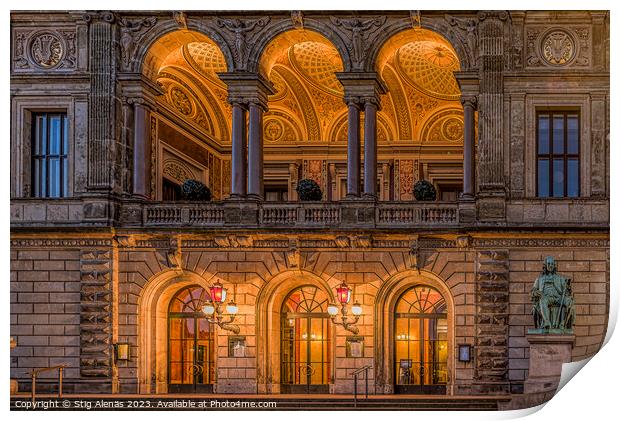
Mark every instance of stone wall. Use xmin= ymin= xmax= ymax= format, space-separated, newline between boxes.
xmin=11 ymin=233 xmax=607 ymax=395
xmin=10 ymin=244 xmax=83 ymax=392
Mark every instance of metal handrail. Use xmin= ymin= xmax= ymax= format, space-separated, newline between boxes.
xmin=30 ymin=364 xmax=67 ymax=404
xmin=350 ymin=365 xmax=372 ymax=407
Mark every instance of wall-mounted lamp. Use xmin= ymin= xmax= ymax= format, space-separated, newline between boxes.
xmin=202 ymin=280 xmax=240 ymax=334
xmin=327 ymin=282 xmax=362 ymax=334
xmin=114 ymin=343 xmax=130 ymax=361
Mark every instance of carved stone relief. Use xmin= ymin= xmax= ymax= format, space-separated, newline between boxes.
xmin=162 ymin=159 xmax=196 ymax=184
xmin=330 ymin=16 xmax=386 ymax=71
xmin=526 ymin=26 xmax=591 ymax=68
xmin=118 ymin=16 xmax=157 ymax=70
xmin=13 ymin=28 xmax=77 ymax=71
xmin=216 ymin=17 xmax=270 ymax=70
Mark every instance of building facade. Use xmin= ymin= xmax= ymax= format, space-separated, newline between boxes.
xmin=10 ymin=10 xmax=609 ymax=404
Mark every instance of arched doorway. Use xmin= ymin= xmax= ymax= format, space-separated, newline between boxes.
xmin=280 ymin=285 xmax=331 ymax=393
xmin=167 ymin=285 xmax=215 ymax=393
xmin=394 ymin=285 xmax=448 ymax=394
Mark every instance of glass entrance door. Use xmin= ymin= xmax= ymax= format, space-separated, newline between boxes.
xmin=394 ymin=286 xmax=448 ymax=394
xmin=168 ymin=285 xmax=214 ymax=393
xmin=280 ymin=285 xmax=331 ymax=394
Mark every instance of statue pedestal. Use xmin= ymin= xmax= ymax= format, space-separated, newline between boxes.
xmin=524 ymin=332 xmax=575 ymax=394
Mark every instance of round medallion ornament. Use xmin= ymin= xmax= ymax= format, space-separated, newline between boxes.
xmin=264 ymin=119 xmax=284 ymax=142
xmin=441 ymin=118 xmax=464 ymax=142
xmin=29 ymin=32 xmax=64 ymax=68
xmin=541 ymin=30 xmax=576 ymax=66
xmin=169 ymin=87 xmax=193 ymax=116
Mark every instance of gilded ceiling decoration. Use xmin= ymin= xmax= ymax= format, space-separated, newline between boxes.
xmin=289 ymin=41 xmax=344 ymax=96
xmin=184 ymin=42 xmax=227 ymax=85
xmin=395 ymin=41 xmax=461 ymax=100
xmin=149 ymin=28 xmax=466 ymax=146
xmin=419 ymin=108 xmax=465 ymax=143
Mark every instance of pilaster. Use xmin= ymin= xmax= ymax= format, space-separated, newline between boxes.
xmin=85 ymin=12 xmax=119 ymax=193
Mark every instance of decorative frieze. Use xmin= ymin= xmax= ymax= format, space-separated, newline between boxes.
xmin=97 ymin=235 xmax=609 ymax=251
xmin=10 ymin=238 xmax=113 ymax=248
xmin=472 ymin=238 xmax=609 ymax=249
xmin=79 ymin=249 xmax=113 ymax=378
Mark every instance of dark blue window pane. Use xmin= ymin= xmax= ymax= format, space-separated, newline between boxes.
xmin=32 ymin=112 xmax=68 ymax=198
xmin=40 ymin=159 xmax=47 ymax=197
xmin=63 ymin=157 xmax=68 ymax=197
xmin=538 ymin=159 xmax=549 ymax=197
xmin=49 ymin=116 xmax=61 ymax=155
xmin=35 ymin=115 xmax=46 ymax=155
xmin=567 ymin=116 xmax=579 ymax=154
xmin=49 ymin=158 xmax=60 ymax=198
xmin=538 ymin=115 xmax=549 ymax=154
xmin=63 ymin=116 xmax=69 ymax=154
xmin=567 ymin=159 xmax=579 ymax=197
xmin=33 ymin=160 xmax=41 ymax=197
xmin=553 ymin=116 xmax=564 ymax=154
xmin=553 ymin=159 xmax=564 ymax=197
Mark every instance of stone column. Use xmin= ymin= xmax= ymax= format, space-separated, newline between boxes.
xmin=461 ymin=96 xmax=477 ymax=199
xmin=132 ymin=100 xmax=151 ymax=199
xmin=230 ymin=102 xmax=247 ymax=198
xmin=346 ymin=100 xmax=361 ymax=198
xmin=247 ymin=102 xmax=264 ymax=200
xmin=363 ymin=99 xmax=378 ymax=199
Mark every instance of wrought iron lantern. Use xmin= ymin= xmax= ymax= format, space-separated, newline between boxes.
xmin=202 ymin=280 xmax=240 ymax=334
xmin=327 ymin=282 xmax=362 ymax=334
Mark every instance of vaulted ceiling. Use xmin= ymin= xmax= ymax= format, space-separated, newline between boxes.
xmin=150 ymin=28 xmax=464 ymax=147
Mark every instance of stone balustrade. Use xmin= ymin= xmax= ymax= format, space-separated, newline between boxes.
xmin=9 ymin=197 xmax=609 ymax=230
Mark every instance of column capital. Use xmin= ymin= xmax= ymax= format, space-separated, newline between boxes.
xmin=126 ymin=96 xmax=157 ymax=112
xmin=336 ymin=72 xmax=386 ymax=109
xmin=218 ymin=71 xmax=274 ymax=110
xmin=460 ymin=95 xmax=478 ymax=110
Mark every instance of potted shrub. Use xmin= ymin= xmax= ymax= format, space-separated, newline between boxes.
xmin=181 ymin=179 xmax=212 ymax=201
xmin=413 ymin=180 xmax=437 ymax=201
xmin=296 ymin=179 xmax=323 ymax=201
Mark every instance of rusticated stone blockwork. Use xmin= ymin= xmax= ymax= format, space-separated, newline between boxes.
xmin=79 ymin=250 xmax=113 ymax=378
xmin=473 ymin=250 xmax=510 ymax=393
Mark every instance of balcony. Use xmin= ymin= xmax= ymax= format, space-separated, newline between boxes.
xmin=9 ymin=197 xmax=609 ymax=231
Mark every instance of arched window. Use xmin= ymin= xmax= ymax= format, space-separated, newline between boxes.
xmin=168 ymin=285 xmax=215 ymax=393
xmin=394 ymin=285 xmax=448 ymax=394
xmin=280 ymin=285 xmax=331 ymax=393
